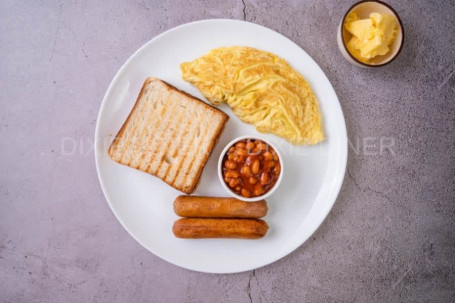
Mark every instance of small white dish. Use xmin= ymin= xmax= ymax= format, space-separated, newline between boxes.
xmin=337 ymin=0 xmax=404 ymax=68
xmin=217 ymin=135 xmax=284 ymax=202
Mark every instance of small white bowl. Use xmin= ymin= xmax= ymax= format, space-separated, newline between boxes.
xmin=337 ymin=0 xmax=404 ymax=68
xmin=218 ymin=135 xmax=284 ymax=202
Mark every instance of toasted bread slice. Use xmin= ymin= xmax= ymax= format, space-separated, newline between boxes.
xmin=108 ymin=77 xmax=229 ymax=194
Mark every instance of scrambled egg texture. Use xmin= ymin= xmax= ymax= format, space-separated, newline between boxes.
xmin=181 ymin=46 xmax=324 ymax=145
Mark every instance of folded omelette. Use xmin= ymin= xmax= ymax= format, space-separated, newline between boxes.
xmin=180 ymin=46 xmax=324 ymax=145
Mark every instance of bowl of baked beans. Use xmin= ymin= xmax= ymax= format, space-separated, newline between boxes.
xmin=218 ymin=136 xmax=284 ymax=202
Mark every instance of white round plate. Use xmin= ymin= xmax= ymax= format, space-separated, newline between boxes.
xmin=95 ymin=19 xmax=347 ymax=273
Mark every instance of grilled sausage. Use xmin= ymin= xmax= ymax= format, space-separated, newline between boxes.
xmin=172 ymin=218 xmax=268 ymax=239
xmin=173 ymin=196 xmax=268 ymax=218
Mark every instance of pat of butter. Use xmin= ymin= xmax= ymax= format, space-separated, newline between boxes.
xmin=344 ymin=12 xmax=398 ymax=63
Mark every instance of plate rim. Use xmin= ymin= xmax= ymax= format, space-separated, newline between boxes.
xmin=95 ymin=18 xmax=348 ymax=273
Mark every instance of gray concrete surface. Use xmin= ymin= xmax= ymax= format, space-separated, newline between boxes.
xmin=1 ymin=0 xmax=454 ymax=302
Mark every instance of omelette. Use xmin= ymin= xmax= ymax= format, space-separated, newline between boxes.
xmin=180 ymin=46 xmax=324 ymax=145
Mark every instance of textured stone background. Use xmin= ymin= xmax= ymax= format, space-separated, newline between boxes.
xmin=1 ymin=0 xmax=454 ymax=302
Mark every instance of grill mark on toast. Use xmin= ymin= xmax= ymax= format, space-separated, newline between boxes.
xmin=120 ymin=109 xmax=141 ymax=165
xmin=177 ymin=113 xmax=209 ymax=190
xmin=138 ymin=153 xmax=145 ymax=169
xmin=161 ymin=162 xmax=171 ymax=180
xmin=120 ymin=95 xmax=147 ymax=166
xmin=141 ymin=95 xmax=161 ymax=173
xmin=181 ymin=119 xmax=209 ymax=188
xmin=143 ymin=91 xmax=168 ymax=173
xmin=172 ymin=144 xmax=179 ymax=158
xmin=134 ymin=85 xmax=168 ymax=171
xmin=185 ymin=115 xmax=228 ymax=192
xmin=152 ymin=96 xmax=184 ymax=176
xmin=163 ymin=108 xmax=193 ymax=182
xmin=146 ymin=92 xmax=175 ymax=174
xmin=137 ymin=95 xmax=158 ymax=169
xmin=162 ymin=108 xmax=191 ymax=181
xmin=156 ymin=104 xmax=188 ymax=178
xmin=111 ymin=124 xmax=129 ymax=161
xmin=169 ymin=119 xmax=192 ymax=187
xmin=149 ymin=89 xmax=187 ymax=177
xmin=169 ymin=111 xmax=200 ymax=188
xmin=130 ymin=94 xmax=154 ymax=168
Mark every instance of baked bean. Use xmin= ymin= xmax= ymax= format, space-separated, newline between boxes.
xmin=224 ymin=160 xmax=237 ymax=169
xmin=233 ymin=156 xmax=240 ymax=162
xmin=263 ymin=151 xmax=273 ymax=160
xmin=246 ymin=141 xmax=255 ymax=150
xmin=235 ymin=186 xmax=241 ymax=191
xmin=274 ymin=163 xmax=281 ymax=175
xmin=264 ymin=160 xmax=275 ymax=169
xmin=235 ymin=142 xmax=246 ymax=149
xmin=229 ymin=178 xmax=240 ymax=188
xmin=251 ymin=159 xmax=260 ymax=174
xmin=240 ymin=166 xmax=252 ymax=177
xmin=260 ymin=172 xmax=270 ymax=185
xmin=272 ymin=152 xmax=279 ymax=161
xmin=228 ymin=153 xmax=235 ymax=160
xmin=257 ymin=142 xmax=266 ymax=151
xmin=225 ymin=170 xmax=239 ymax=178
xmin=224 ymin=177 xmax=231 ymax=183
xmin=224 ymin=160 xmax=237 ymax=170
xmin=235 ymin=148 xmax=248 ymax=156
xmin=228 ymin=146 xmax=235 ymax=153
xmin=249 ymin=176 xmax=258 ymax=184
xmin=254 ymin=184 xmax=265 ymax=196
xmin=241 ymin=188 xmax=251 ymax=198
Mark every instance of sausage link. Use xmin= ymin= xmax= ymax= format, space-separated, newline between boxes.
xmin=173 ymin=196 xmax=268 ymax=218
xmin=172 ymin=218 xmax=269 ymax=239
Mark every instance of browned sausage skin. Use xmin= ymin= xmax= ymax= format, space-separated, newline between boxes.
xmin=172 ymin=218 xmax=269 ymax=239
xmin=173 ymin=196 xmax=268 ymax=218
